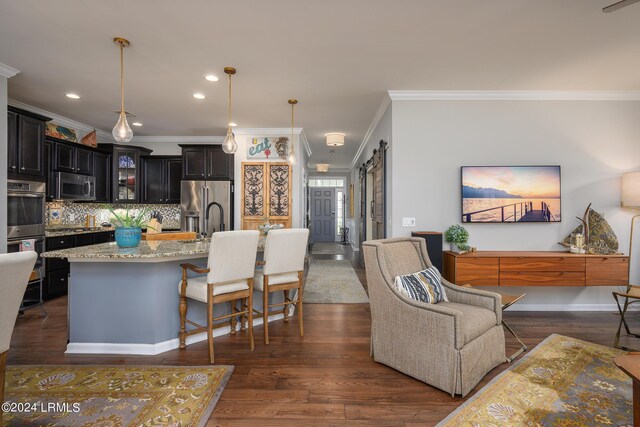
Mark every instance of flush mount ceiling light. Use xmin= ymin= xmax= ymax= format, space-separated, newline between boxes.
xmin=325 ymin=132 xmax=345 ymax=147
xmin=66 ymin=93 xmax=80 ymax=99
xmin=287 ymin=99 xmax=298 ymax=165
xmin=112 ymin=37 xmax=134 ymax=143
xmin=204 ymin=74 xmax=219 ymax=82
xmin=228 ymin=122 xmax=237 ymax=127
xmin=132 ymin=122 xmax=143 ymax=127
xmin=317 ymin=163 xmax=329 ymax=173
xmin=193 ymin=93 xmax=206 ymax=100
xmin=222 ymin=67 xmax=238 ymax=154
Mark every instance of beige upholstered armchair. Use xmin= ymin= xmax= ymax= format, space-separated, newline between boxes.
xmin=363 ymin=237 xmax=505 ymax=397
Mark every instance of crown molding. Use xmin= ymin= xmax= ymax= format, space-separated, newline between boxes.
xmin=8 ymin=98 xmax=113 ymax=143
xmin=350 ymin=94 xmax=391 ymax=170
xmin=131 ymin=135 xmax=225 ymax=144
xmin=0 ymin=63 xmax=19 ymax=78
xmin=387 ymin=90 xmax=640 ymax=101
xmin=233 ymin=127 xmax=304 ymax=135
xmin=300 ymin=129 xmax=312 ymax=157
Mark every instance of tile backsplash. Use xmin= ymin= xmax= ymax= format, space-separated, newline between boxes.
xmin=46 ymin=202 xmax=181 ymax=229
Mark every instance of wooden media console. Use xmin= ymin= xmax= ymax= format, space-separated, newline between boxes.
xmin=442 ymin=251 xmax=629 ymax=287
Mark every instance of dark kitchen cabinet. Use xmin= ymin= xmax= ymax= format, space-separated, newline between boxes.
xmin=7 ymin=110 xmax=17 ymax=173
xmin=93 ymin=151 xmax=111 ymax=202
xmin=45 ymin=231 xmax=115 ymax=300
xmin=98 ymin=144 xmax=153 ymax=203
xmin=141 ymin=156 xmax=182 ymax=204
xmin=180 ymin=145 xmax=233 ymax=180
xmin=52 ymin=140 xmax=94 ymax=175
xmin=7 ymin=106 xmax=50 ymax=180
xmin=45 ymin=140 xmax=55 ymax=201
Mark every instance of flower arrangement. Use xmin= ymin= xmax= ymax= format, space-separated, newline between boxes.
xmin=109 ymin=208 xmax=152 ymax=228
xmin=444 ymin=224 xmax=470 ymax=252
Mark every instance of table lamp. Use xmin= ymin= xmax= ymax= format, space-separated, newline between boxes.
xmin=621 ymin=172 xmax=640 ymax=284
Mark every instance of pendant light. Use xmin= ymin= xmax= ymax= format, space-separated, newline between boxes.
xmin=222 ymin=67 xmax=238 ymax=154
xmin=287 ymin=99 xmax=298 ymax=165
xmin=112 ymin=37 xmax=133 ymax=143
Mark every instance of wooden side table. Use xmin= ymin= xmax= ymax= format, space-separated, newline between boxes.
xmin=613 ymin=354 xmax=640 ymax=426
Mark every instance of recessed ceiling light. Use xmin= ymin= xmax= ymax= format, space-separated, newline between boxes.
xmin=66 ymin=93 xmax=80 ymax=99
xmin=193 ymin=93 xmax=206 ymax=100
xmin=132 ymin=122 xmax=143 ymax=127
xmin=228 ymin=122 xmax=237 ymax=127
xmin=205 ymin=74 xmax=219 ymax=82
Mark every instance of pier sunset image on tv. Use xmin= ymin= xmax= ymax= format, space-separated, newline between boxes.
xmin=461 ymin=166 xmax=561 ymax=223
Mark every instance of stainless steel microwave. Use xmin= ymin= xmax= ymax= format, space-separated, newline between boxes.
xmin=53 ymin=171 xmax=96 ymax=201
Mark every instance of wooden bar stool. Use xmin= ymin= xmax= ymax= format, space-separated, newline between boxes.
xmin=178 ymin=230 xmax=260 ymax=363
xmin=462 ymin=285 xmax=527 ymax=362
xmin=613 ymin=285 xmax=640 ymax=351
xmin=253 ymin=228 xmax=309 ymax=345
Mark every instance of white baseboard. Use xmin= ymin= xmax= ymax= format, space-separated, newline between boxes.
xmin=506 ymin=303 xmax=618 ymax=312
xmin=66 ymin=313 xmax=285 ymax=355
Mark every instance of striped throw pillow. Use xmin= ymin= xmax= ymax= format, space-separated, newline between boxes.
xmin=393 ymin=266 xmax=448 ymax=304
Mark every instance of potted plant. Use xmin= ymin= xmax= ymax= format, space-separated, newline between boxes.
xmin=444 ymin=224 xmax=470 ymax=253
xmin=109 ymin=208 xmax=152 ymax=248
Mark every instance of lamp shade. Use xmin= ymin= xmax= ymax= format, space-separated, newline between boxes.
xmin=317 ymin=163 xmax=329 ymax=172
xmin=622 ymin=172 xmax=640 ymax=207
xmin=325 ymin=133 xmax=345 ymax=147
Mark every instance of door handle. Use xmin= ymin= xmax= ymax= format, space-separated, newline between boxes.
xmin=370 ymin=200 xmax=374 ymax=219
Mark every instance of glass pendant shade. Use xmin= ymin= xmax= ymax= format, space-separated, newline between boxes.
xmin=287 ymin=149 xmax=297 ymax=165
xmin=112 ymin=111 xmax=133 ymax=142
xmin=222 ymin=127 xmax=238 ymax=154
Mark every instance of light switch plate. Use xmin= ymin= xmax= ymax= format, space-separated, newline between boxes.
xmin=402 ymin=217 xmax=416 ymax=227
xmin=69 ymin=213 xmax=75 ymax=222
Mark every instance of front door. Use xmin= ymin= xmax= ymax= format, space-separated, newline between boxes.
xmin=311 ymin=187 xmax=336 ymax=242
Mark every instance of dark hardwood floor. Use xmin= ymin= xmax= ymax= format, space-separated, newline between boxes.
xmin=8 ymin=243 xmax=638 ymax=426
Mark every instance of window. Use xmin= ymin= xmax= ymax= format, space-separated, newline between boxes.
xmin=336 ymin=190 xmax=344 ymax=235
xmin=309 ymin=178 xmax=344 ymax=187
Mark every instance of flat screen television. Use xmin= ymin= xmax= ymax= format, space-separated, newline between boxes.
xmin=461 ymin=166 xmax=561 ymax=223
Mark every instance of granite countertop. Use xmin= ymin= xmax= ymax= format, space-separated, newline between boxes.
xmin=41 ymin=239 xmax=212 ymax=260
xmin=45 ymin=226 xmax=180 ymax=238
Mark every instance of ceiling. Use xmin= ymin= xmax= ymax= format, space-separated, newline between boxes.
xmin=1 ymin=1 xmax=639 ymax=169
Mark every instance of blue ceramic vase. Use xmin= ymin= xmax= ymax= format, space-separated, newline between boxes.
xmin=115 ymin=227 xmax=142 ymax=248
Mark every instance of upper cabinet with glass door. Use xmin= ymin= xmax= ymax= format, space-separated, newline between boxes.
xmin=97 ymin=144 xmax=152 ymax=203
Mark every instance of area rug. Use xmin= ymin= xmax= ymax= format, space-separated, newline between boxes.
xmin=303 ymin=259 xmax=369 ymax=303
xmin=437 ymin=334 xmax=631 ymax=426
xmin=3 ymin=364 xmax=233 ymax=427
xmin=311 ymin=242 xmax=346 ymax=255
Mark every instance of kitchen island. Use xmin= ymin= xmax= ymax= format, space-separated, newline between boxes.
xmin=41 ymin=239 xmax=286 ymax=355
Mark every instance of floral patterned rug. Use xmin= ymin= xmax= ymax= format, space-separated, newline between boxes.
xmin=3 ymin=364 xmax=233 ymax=426
xmin=438 ymin=334 xmax=632 ymax=426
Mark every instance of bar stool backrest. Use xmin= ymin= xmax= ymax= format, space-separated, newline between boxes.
xmin=207 ymin=230 xmax=260 ymax=284
xmin=0 ymin=251 xmax=37 ymax=353
xmin=263 ymin=228 xmax=310 ymax=276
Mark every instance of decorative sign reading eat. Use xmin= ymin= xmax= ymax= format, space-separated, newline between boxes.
xmin=247 ymin=136 xmax=290 ymax=160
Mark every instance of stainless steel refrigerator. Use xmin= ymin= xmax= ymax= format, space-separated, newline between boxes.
xmin=180 ymin=181 xmax=233 ymax=237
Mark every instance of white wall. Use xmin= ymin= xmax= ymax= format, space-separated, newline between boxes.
xmin=350 ymin=102 xmax=393 ymax=250
xmin=391 ymin=99 xmax=640 ymax=310
xmin=0 ymin=76 xmax=7 ymax=251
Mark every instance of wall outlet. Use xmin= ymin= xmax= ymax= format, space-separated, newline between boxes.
xmin=402 ymin=217 xmax=416 ymax=227
xmin=69 ymin=213 xmax=75 ymax=222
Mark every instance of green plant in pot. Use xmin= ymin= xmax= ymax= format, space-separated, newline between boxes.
xmin=444 ymin=224 xmax=470 ymax=253
xmin=109 ymin=208 xmax=152 ymax=248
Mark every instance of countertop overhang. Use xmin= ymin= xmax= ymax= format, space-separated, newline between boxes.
xmin=41 ymin=239 xmax=211 ymax=263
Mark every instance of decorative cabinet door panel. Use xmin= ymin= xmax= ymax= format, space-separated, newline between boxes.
xmin=241 ymin=161 xmax=291 ymax=230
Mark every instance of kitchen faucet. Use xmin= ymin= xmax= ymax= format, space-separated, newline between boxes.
xmin=204 ymin=201 xmax=225 ymax=237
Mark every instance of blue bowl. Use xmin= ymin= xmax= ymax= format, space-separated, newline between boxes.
xmin=115 ymin=227 xmax=142 ymax=248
